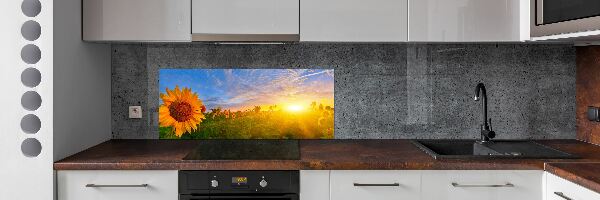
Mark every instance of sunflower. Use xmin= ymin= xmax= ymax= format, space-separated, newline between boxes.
xmin=159 ymin=86 xmax=206 ymax=137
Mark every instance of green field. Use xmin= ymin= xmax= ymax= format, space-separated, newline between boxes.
xmin=159 ymin=105 xmax=334 ymax=139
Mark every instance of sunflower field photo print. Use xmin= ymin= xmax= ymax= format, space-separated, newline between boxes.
xmin=158 ymin=69 xmax=335 ymax=139
xmin=159 ymin=86 xmax=207 ymax=137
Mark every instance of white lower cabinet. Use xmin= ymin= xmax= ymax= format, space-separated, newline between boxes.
xmin=330 ymin=170 xmax=421 ymax=200
xmin=545 ymin=172 xmax=600 ymax=200
xmin=323 ymin=170 xmax=543 ymax=200
xmin=57 ymin=170 xmax=178 ymax=200
xmin=421 ymin=170 xmax=543 ymax=200
xmin=55 ymin=170 xmax=600 ymax=200
xmin=301 ymin=170 xmax=330 ymax=200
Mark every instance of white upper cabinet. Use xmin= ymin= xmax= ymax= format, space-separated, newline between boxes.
xmin=300 ymin=0 xmax=408 ymax=42
xmin=82 ymin=0 xmax=191 ymax=42
xmin=409 ymin=0 xmax=530 ymax=42
xmin=191 ymin=0 xmax=300 ymax=41
xmin=80 ymin=0 xmax=532 ymax=42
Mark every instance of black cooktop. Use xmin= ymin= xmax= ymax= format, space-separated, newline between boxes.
xmin=183 ymin=140 xmax=300 ymax=160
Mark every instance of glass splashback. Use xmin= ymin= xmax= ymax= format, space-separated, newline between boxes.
xmin=158 ymin=69 xmax=334 ymax=139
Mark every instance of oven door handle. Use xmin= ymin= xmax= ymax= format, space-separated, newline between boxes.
xmin=180 ymin=194 xmax=298 ymax=200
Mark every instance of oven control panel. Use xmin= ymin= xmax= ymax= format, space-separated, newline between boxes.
xmin=231 ymin=176 xmax=248 ymax=187
xmin=179 ymin=171 xmax=299 ymax=194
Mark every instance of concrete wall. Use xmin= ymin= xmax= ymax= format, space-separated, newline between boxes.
xmin=112 ymin=43 xmax=576 ymax=139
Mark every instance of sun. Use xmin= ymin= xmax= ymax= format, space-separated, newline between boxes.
xmin=285 ymin=104 xmax=305 ymax=113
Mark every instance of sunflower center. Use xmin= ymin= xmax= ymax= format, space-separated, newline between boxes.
xmin=169 ymin=101 xmax=193 ymax=122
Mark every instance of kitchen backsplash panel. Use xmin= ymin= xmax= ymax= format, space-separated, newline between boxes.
xmin=158 ymin=69 xmax=335 ymax=139
xmin=112 ymin=43 xmax=576 ymax=139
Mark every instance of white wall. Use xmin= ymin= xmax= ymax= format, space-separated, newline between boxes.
xmin=0 ymin=0 xmax=54 ymax=199
xmin=0 ymin=0 xmax=110 ymax=199
xmin=53 ymin=0 xmax=111 ymax=161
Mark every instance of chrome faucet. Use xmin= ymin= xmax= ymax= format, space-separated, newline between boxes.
xmin=474 ymin=83 xmax=495 ymax=142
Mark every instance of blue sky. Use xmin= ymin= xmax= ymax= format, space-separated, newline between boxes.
xmin=159 ymin=69 xmax=334 ymax=111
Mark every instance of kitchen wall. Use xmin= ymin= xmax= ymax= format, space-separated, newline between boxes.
xmin=112 ymin=44 xmax=576 ymax=139
xmin=576 ymin=46 xmax=600 ymax=145
xmin=54 ymin=0 xmax=111 ymax=161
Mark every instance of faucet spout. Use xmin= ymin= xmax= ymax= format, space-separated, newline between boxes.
xmin=474 ymin=83 xmax=495 ymax=142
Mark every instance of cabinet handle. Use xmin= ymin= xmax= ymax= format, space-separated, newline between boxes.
xmin=85 ymin=184 xmax=149 ymax=188
xmin=553 ymin=192 xmax=573 ymax=200
xmin=451 ymin=182 xmax=514 ymax=188
xmin=353 ymin=183 xmax=400 ymax=187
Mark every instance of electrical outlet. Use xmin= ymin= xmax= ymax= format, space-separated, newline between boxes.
xmin=588 ymin=106 xmax=600 ymax=122
xmin=129 ymin=106 xmax=142 ymax=119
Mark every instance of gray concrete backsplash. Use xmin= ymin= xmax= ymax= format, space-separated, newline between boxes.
xmin=111 ymin=43 xmax=576 ymax=139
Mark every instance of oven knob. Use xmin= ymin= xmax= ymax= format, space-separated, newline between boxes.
xmin=259 ymin=179 xmax=268 ymax=188
xmin=211 ymin=180 xmax=219 ymax=188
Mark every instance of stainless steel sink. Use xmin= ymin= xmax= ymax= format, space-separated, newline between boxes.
xmin=411 ymin=140 xmax=578 ymax=160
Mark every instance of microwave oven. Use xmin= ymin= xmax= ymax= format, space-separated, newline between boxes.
xmin=532 ymin=0 xmax=600 ymax=37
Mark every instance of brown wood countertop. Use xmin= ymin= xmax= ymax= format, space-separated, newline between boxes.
xmin=54 ymin=139 xmax=600 ymax=171
xmin=545 ymin=162 xmax=600 ymax=194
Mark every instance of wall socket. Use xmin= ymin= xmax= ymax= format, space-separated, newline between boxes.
xmin=588 ymin=106 xmax=600 ymax=122
xmin=129 ymin=106 xmax=142 ymax=119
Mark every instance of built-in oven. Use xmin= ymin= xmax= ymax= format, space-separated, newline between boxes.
xmin=532 ymin=0 xmax=600 ymax=37
xmin=179 ymin=171 xmax=299 ymax=200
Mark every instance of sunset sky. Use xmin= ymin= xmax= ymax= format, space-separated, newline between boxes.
xmin=159 ymin=69 xmax=334 ymax=112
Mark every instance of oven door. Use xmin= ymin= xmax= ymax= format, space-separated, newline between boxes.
xmin=532 ymin=0 xmax=600 ymax=37
xmin=180 ymin=194 xmax=299 ymax=200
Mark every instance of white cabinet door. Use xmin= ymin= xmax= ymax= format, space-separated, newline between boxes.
xmin=82 ymin=0 xmax=191 ymax=42
xmin=301 ymin=0 xmax=408 ymax=42
xmin=409 ymin=0 xmax=529 ymax=42
xmin=300 ymin=170 xmax=330 ymax=200
xmin=57 ymin=170 xmax=178 ymax=200
xmin=545 ymin=172 xmax=600 ymax=200
xmin=330 ymin=170 xmax=420 ymax=200
xmin=421 ymin=170 xmax=543 ymax=200
xmin=192 ymin=0 xmax=299 ymax=40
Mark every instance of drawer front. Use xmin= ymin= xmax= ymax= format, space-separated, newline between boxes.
xmin=57 ymin=170 xmax=178 ymax=200
xmin=421 ymin=170 xmax=543 ymax=200
xmin=330 ymin=170 xmax=420 ymax=200
xmin=300 ymin=170 xmax=330 ymax=200
xmin=545 ymin=172 xmax=600 ymax=200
